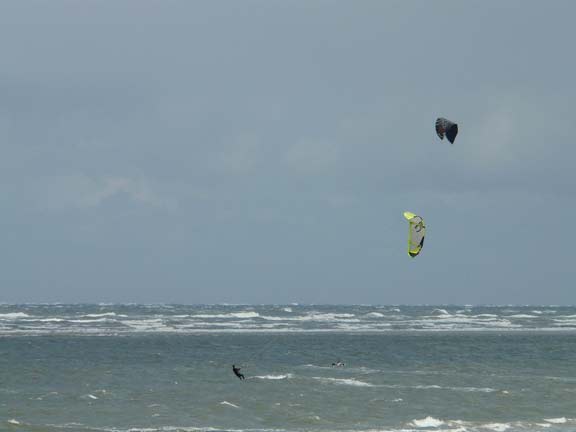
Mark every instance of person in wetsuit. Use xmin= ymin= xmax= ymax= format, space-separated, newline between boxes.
xmin=232 ymin=364 xmax=245 ymax=380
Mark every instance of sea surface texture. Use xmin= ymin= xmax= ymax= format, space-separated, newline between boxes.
xmin=1 ymin=304 xmax=576 ymax=432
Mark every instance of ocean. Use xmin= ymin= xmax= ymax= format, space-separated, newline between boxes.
xmin=1 ymin=304 xmax=575 ymax=432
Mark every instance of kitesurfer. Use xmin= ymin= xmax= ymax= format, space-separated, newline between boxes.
xmin=232 ymin=364 xmax=245 ymax=380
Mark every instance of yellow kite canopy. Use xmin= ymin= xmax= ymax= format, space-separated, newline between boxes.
xmin=403 ymin=212 xmax=426 ymax=258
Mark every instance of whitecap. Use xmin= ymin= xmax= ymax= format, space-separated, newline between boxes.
xmin=121 ymin=319 xmax=170 ymax=331
xmin=0 ymin=312 xmax=29 ymax=319
xmin=220 ymin=400 xmax=240 ymax=408
xmin=432 ymin=309 xmax=450 ymax=315
xmin=410 ymin=416 xmax=445 ymax=427
xmin=68 ymin=318 xmax=113 ymax=323
xmin=301 ymin=364 xmax=333 ymax=370
xmin=7 ymin=419 xmax=20 ymax=425
xmin=83 ymin=313 xmax=123 ymax=318
xmin=228 ymin=311 xmax=260 ymax=319
xmin=384 ymin=383 xmax=497 ymax=393
xmin=308 ymin=312 xmax=356 ymax=319
xmin=484 ymin=423 xmax=511 ymax=431
xmin=260 ymin=313 xmax=361 ymax=323
xmin=253 ymin=374 xmax=292 ymax=380
xmin=193 ymin=312 xmax=260 ymax=319
xmin=409 ymin=384 xmax=442 ymax=390
xmin=314 ymin=377 xmax=374 ymax=387
xmin=544 ymin=418 xmax=567 ymax=424
xmin=435 ymin=385 xmax=497 ymax=393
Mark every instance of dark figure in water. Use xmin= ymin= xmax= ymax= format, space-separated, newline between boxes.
xmin=232 ymin=364 xmax=245 ymax=380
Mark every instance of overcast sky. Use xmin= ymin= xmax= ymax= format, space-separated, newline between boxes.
xmin=0 ymin=1 xmax=574 ymax=304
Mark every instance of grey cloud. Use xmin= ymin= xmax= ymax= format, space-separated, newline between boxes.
xmin=284 ymin=139 xmax=342 ymax=172
xmin=0 ymin=1 xmax=575 ymax=304
xmin=32 ymin=175 xmax=178 ymax=211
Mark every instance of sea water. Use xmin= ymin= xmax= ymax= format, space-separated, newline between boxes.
xmin=1 ymin=304 xmax=576 ymax=431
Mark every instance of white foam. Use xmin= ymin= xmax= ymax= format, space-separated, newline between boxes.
xmin=302 ymin=364 xmax=334 ymax=370
xmin=253 ymin=374 xmax=292 ymax=380
xmin=5 ymin=305 xmax=576 ymax=335
xmin=410 ymin=416 xmax=445 ymax=427
xmin=121 ymin=319 xmax=171 ymax=331
xmin=425 ymin=385 xmax=497 ymax=393
xmin=314 ymin=377 xmax=374 ymax=387
xmin=51 ymin=420 xmax=562 ymax=432
xmin=68 ymin=318 xmax=112 ymax=323
xmin=544 ymin=417 xmax=567 ymax=424
xmin=193 ymin=312 xmax=260 ymax=319
xmin=260 ymin=313 xmax=360 ymax=323
xmin=483 ymin=423 xmax=511 ymax=431
xmin=7 ymin=419 xmax=20 ymax=425
xmin=552 ymin=320 xmax=576 ymax=326
xmin=433 ymin=309 xmax=450 ymax=315
xmin=0 ymin=312 xmax=29 ymax=319
xmin=83 ymin=313 xmax=123 ymax=317
xmin=382 ymin=383 xmax=497 ymax=393
xmin=219 ymin=400 xmax=240 ymax=408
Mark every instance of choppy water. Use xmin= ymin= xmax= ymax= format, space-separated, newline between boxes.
xmin=1 ymin=305 xmax=576 ymax=432
xmin=2 ymin=304 xmax=576 ymax=335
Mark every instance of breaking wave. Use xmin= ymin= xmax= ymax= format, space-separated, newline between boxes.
xmin=5 ymin=418 xmax=576 ymax=431
xmin=0 ymin=305 xmax=573 ymax=336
